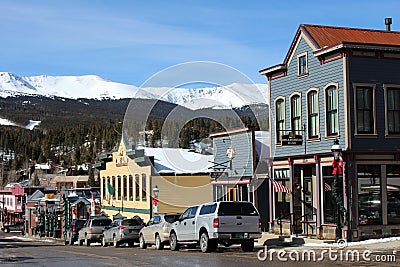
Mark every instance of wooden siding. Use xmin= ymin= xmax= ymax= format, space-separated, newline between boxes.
xmin=348 ymin=56 xmax=400 ymax=151
xmin=213 ymin=131 xmax=254 ymax=177
xmin=270 ymin=37 xmax=345 ymax=158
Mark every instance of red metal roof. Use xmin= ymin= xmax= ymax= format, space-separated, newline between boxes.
xmin=301 ymin=24 xmax=400 ymax=48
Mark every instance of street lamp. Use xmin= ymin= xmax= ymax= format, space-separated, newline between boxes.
xmin=152 ymin=185 xmax=159 ymax=215
xmin=331 ymin=138 xmax=343 ymax=240
xmin=153 ymin=185 xmax=159 ymax=198
xmin=331 ymin=139 xmax=342 ymax=161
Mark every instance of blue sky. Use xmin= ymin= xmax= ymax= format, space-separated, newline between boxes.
xmin=0 ymin=0 xmax=398 ymax=86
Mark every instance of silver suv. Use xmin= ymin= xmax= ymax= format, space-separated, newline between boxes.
xmin=169 ymin=201 xmax=261 ymax=253
xmin=102 ymin=217 xmax=144 ymax=247
xmin=78 ymin=216 xmax=112 ymax=246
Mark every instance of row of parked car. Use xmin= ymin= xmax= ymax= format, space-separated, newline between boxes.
xmin=65 ymin=201 xmax=262 ymax=253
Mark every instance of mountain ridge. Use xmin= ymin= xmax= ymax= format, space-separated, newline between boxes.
xmin=0 ymin=72 xmax=268 ymax=110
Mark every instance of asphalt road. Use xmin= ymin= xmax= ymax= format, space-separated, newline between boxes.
xmin=0 ymin=231 xmax=399 ymax=267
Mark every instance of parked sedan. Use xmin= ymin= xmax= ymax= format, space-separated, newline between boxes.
xmin=139 ymin=213 xmax=181 ymax=250
xmin=1 ymin=221 xmax=25 ymax=234
xmin=102 ymin=216 xmax=144 ymax=247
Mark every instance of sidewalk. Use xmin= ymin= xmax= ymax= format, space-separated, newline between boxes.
xmin=256 ymin=232 xmax=331 ymax=248
xmin=256 ymin=232 xmax=400 ymax=250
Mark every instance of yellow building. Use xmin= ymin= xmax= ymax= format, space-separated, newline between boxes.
xmin=96 ymin=139 xmax=213 ymax=222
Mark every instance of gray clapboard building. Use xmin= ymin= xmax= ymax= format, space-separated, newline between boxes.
xmin=259 ymin=21 xmax=400 ymax=240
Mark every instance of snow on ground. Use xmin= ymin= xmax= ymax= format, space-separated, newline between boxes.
xmin=25 ymin=120 xmax=41 ymax=130
xmin=303 ymin=236 xmax=400 ymax=248
xmin=0 ymin=118 xmax=17 ymax=126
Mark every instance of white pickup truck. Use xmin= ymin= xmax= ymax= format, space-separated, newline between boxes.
xmin=169 ymin=201 xmax=262 ymax=253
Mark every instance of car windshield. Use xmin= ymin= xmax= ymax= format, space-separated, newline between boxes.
xmin=218 ymin=202 xmax=259 ymax=216
xmin=164 ymin=214 xmax=181 ymax=223
xmin=92 ymin=219 xmax=112 ymax=226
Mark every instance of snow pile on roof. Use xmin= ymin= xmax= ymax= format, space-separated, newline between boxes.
xmin=144 ymin=147 xmax=213 ymax=174
xmin=25 ymin=120 xmax=41 ymax=130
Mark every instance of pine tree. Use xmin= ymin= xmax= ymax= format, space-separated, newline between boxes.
xmin=87 ymin=164 xmax=96 ymax=187
xmin=32 ymin=172 xmax=40 ymax=186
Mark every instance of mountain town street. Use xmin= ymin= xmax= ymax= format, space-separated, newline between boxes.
xmin=1 ymin=231 xmax=399 ymax=266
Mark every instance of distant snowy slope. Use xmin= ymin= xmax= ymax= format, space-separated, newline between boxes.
xmin=0 ymin=117 xmax=18 ymax=127
xmin=0 ymin=72 xmax=268 ymax=109
xmin=144 ymin=83 xmax=267 ymax=109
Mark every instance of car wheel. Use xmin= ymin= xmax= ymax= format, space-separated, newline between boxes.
xmin=78 ymin=239 xmax=83 ymax=246
xmin=84 ymin=238 xmax=90 ymax=246
xmin=139 ymin=234 xmax=147 ymax=249
xmin=64 ymin=239 xmax=69 ymax=246
xmin=102 ymin=236 xmax=108 ymax=247
xmin=241 ymin=241 xmax=254 ymax=252
xmin=169 ymin=232 xmax=179 ymax=251
xmin=113 ymin=236 xmax=118 ymax=248
xmin=155 ymin=234 xmax=164 ymax=250
xmin=200 ymin=232 xmax=215 ymax=253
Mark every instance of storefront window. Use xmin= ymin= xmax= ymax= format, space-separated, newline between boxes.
xmin=387 ymin=165 xmax=400 ymax=224
xmin=358 ymin=165 xmax=382 ymax=225
xmin=274 ymin=169 xmax=290 ymax=219
xmin=322 ymin=166 xmax=336 ymax=224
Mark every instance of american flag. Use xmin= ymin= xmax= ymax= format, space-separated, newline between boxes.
xmin=270 ymin=178 xmax=291 ymax=193
xmin=324 ymin=182 xmax=332 ymax=191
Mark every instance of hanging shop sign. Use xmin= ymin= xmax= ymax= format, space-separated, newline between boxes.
xmin=281 ymin=134 xmax=303 ymax=146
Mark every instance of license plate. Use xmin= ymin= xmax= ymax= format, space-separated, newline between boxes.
xmin=233 ymin=233 xmax=244 ymax=238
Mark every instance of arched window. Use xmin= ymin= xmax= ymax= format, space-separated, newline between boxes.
xmin=123 ymin=175 xmax=127 ymax=200
xmin=128 ymin=175 xmax=133 ymax=201
xmin=326 ymin=86 xmax=338 ymax=136
xmin=275 ymin=98 xmax=285 ymax=143
xmin=290 ymin=94 xmax=301 ymax=134
xmin=117 ymin=175 xmax=122 ymax=200
xmin=141 ymin=174 xmax=147 ymax=201
xmin=111 ymin=176 xmax=116 ymax=199
xmin=307 ymin=90 xmax=319 ymax=138
xmin=102 ymin=177 xmax=107 ymax=200
xmin=135 ymin=174 xmax=140 ymax=201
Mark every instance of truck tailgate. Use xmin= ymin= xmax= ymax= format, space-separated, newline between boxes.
xmin=218 ymin=215 xmax=260 ymax=233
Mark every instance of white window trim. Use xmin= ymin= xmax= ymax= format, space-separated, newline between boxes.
xmin=274 ymin=96 xmax=286 ymax=145
xmin=306 ymin=88 xmax=320 ymax=140
xmin=383 ymin=84 xmax=400 ymax=137
xmin=297 ymin=52 xmax=308 ymax=77
xmin=289 ymin=92 xmax=302 ymax=135
xmin=353 ymin=83 xmax=377 ymax=136
xmin=324 ymin=82 xmax=340 ymax=138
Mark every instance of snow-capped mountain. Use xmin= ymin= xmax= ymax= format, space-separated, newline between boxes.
xmin=0 ymin=72 xmax=267 ymax=109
